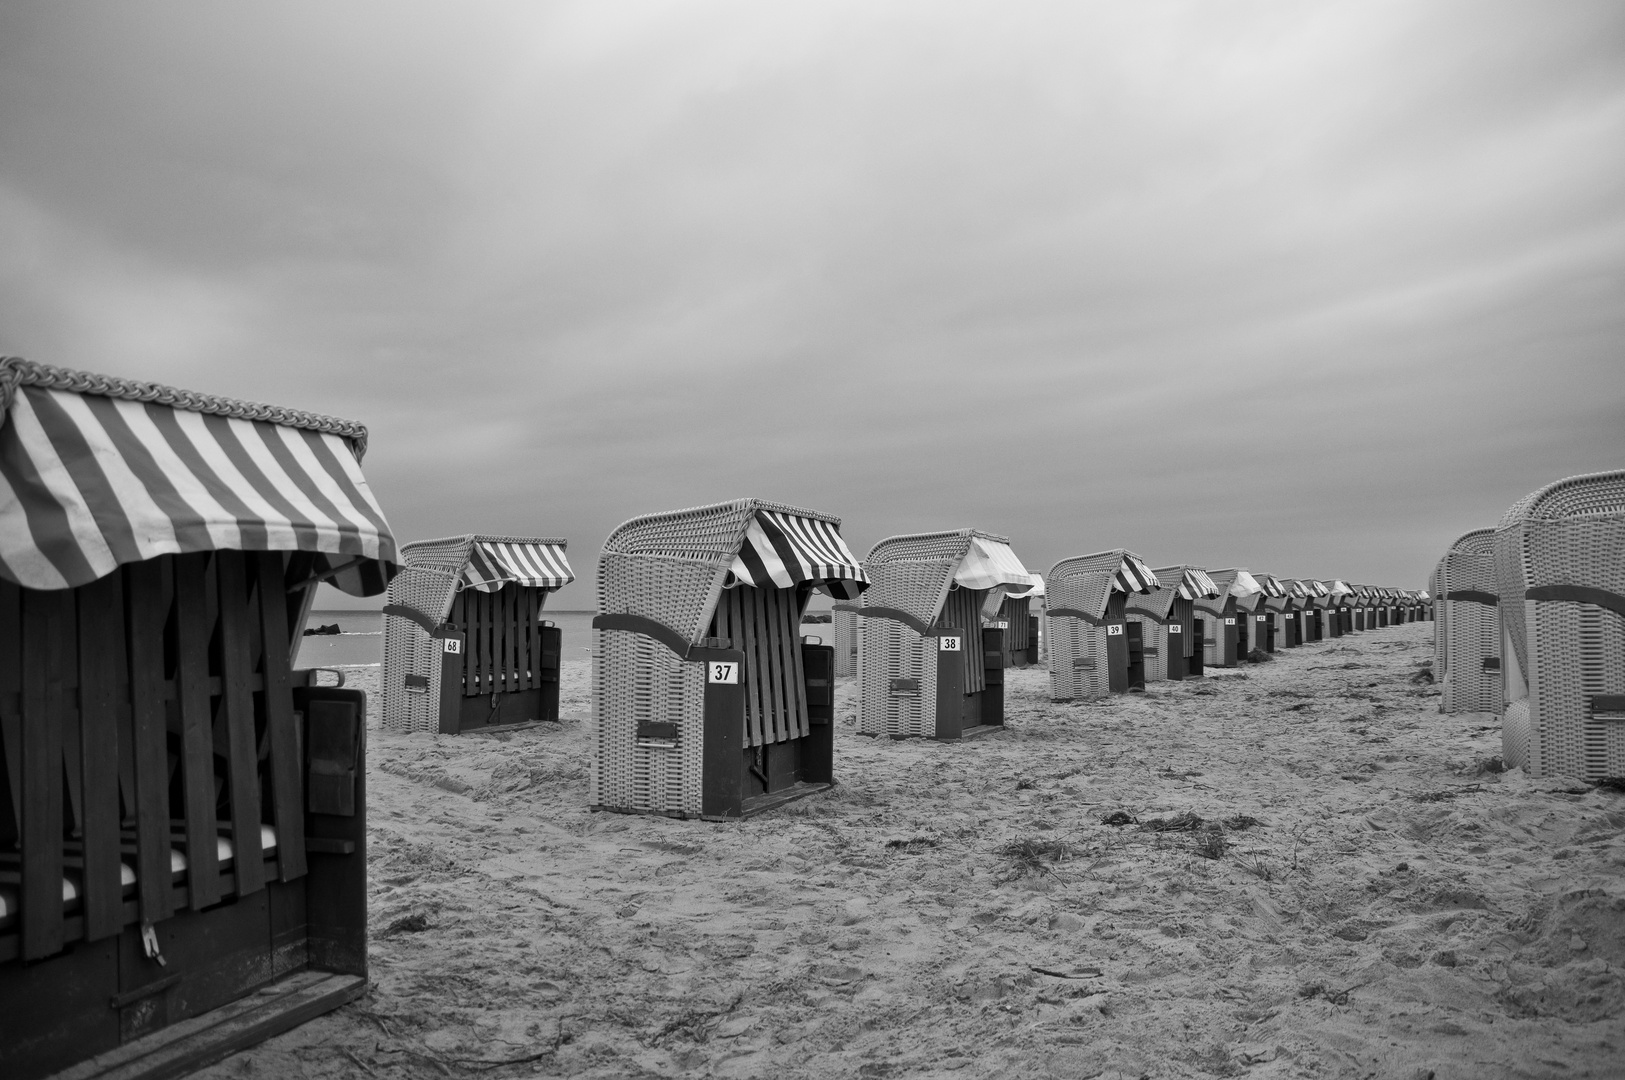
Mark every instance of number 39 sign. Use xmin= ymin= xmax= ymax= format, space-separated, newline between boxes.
xmin=707 ymin=661 xmax=739 ymax=684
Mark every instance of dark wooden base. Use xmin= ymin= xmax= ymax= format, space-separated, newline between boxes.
xmin=49 ymin=969 xmax=364 ymax=1080
xmin=735 ymin=781 xmax=833 ymax=819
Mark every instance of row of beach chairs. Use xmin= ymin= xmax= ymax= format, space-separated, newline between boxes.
xmin=0 ymin=359 xmax=1615 ymax=1079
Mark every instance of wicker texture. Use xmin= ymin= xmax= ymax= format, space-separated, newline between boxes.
xmin=833 ymin=608 xmax=859 ymax=678
xmin=1493 ymin=470 xmax=1625 ymax=780
xmin=0 ymin=356 xmax=371 ymax=457
xmin=594 ymin=498 xmax=848 ymax=815
xmin=856 ymin=530 xmax=1007 ymax=736
xmin=382 ymin=535 xmax=474 ymax=733
xmin=1045 ymin=550 xmax=1148 ymax=701
xmin=1437 ymin=528 xmax=1502 ymax=715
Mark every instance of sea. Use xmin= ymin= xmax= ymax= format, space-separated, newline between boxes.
xmin=292 ymin=610 xmax=839 ymax=669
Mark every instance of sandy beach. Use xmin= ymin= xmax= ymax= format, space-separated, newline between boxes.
xmin=198 ymin=621 xmax=1622 ymax=1080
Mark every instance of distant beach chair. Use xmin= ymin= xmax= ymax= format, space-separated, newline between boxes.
xmin=1493 ymin=471 xmax=1625 ymax=779
xmin=843 ymin=530 xmax=1038 ymax=740
xmin=1260 ymin=577 xmax=1307 ymax=648
xmin=590 ymin=499 xmax=866 ymax=819
xmin=998 ymin=580 xmax=1042 ymax=668
xmin=1045 ymin=550 xmax=1160 ymax=700
xmin=381 ymin=535 xmax=574 ymax=734
xmin=1323 ymin=580 xmax=1355 ymax=636
xmin=1292 ymin=580 xmax=1327 ymax=642
xmin=0 ymin=358 xmax=393 ymax=1078
xmin=1197 ymin=568 xmax=1264 ymax=667
xmin=1126 ymin=566 xmax=1221 ymax=681
xmin=832 ymin=608 xmax=859 ymax=677
xmin=1247 ymin=574 xmax=1290 ymax=653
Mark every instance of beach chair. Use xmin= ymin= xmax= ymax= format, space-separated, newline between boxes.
xmin=1493 ymin=471 xmax=1625 ymax=779
xmin=998 ymin=588 xmax=1039 ymax=668
xmin=590 ymin=499 xmax=866 ymax=819
xmin=1045 ymin=551 xmax=1159 ymax=700
xmin=1261 ymin=578 xmax=1307 ymax=647
xmin=1197 ymin=569 xmax=1264 ymax=667
xmin=1323 ymin=580 xmax=1354 ymax=636
xmin=381 ymin=535 xmax=573 ymax=735
xmin=831 ymin=608 xmax=859 ymax=678
xmin=1247 ymin=574 xmax=1289 ymax=653
xmin=1443 ymin=532 xmax=1501 ymax=714
xmin=844 ymin=530 xmax=1038 ymax=740
xmin=1127 ymin=567 xmax=1221 ymax=681
xmin=1293 ymin=580 xmax=1329 ymax=642
xmin=0 ymin=358 xmax=394 ymax=1079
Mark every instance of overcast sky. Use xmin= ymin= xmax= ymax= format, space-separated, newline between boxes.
xmin=2 ymin=1 xmax=1621 ymax=608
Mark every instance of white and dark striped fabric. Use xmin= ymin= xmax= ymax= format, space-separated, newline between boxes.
xmin=0 ymin=365 xmax=396 ymax=594
xmin=954 ymin=535 xmax=1040 ymax=594
xmin=1112 ymin=553 xmax=1160 ymax=594
xmin=1174 ymin=567 xmax=1220 ymax=600
xmin=729 ymin=509 xmax=869 ymax=600
xmin=463 ymin=539 xmax=573 ymax=593
xmin=1298 ymin=579 xmax=1330 ymax=597
xmin=1254 ymin=574 xmax=1288 ymax=599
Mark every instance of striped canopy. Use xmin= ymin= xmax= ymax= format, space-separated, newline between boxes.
xmin=1173 ymin=567 xmax=1220 ymax=600
xmin=0 ymin=358 xmax=397 ymax=595
xmin=1112 ymin=553 xmax=1160 ymax=594
xmin=1254 ymin=574 xmax=1288 ymax=598
xmin=1282 ymin=579 xmax=1309 ymax=598
xmin=728 ymin=509 xmax=869 ymax=600
xmin=1325 ymin=580 xmax=1354 ymax=597
xmin=954 ymin=535 xmax=1040 ymax=594
xmin=462 ymin=538 xmax=573 ymax=593
xmin=1298 ymin=579 xmax=1331 ymax=597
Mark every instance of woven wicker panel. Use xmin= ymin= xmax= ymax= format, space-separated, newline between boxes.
xmin=1130 ymin=614 xmax=1167 ymax=682
xmin=598 ymin=553 xmax=723 ymax=648
xmin=1502 ymin=699 xmax=1532 ymax=770
xmin=1437 ymin=530 xmax=1501 ymax=715
xmin=1046 ymin=615 xmax=1109 ymax=701
xmin=857 ymin=617 xmax=935 ymax=737
xmin=833 ymin=609 xmax=859 ymax=678
xmin=1494 ymin=472 xmax=1625 ymax=778
xmin=866 ymin=530 xmax=981 ymax=566
xmin=602 ymin=499 xmax=759 ymax=562
xmin=382 ymin=535 xmax=475 ymax=733
xmin=590 ymin=627 xmax=705 ymax=815
xmin=862 ymin=558 xmax=959 ymax=626
xmin=1202 ymin=597 xmax=1236 ymax=667
xmin=1047 ymin=550 xmax=1132 ymax=622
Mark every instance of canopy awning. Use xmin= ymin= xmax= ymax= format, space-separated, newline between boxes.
xmin=955 ymin=534 xmax=1040 ymax=594
xmin=463 ymin=538 xmax=574 ymax=593
xmin=1298 ymin=579 xmax=1330 ymax=597
xmin=0 ymin=358 xmax=397 ymax=595
xmin=1254 ymin=574 xmax=1288 ymax=598
xmin=1325 ymin=580 xmax=1354 ymax=597
xmin=1226 ymin=569 xmax=1263 ymax=599
xmin=729 ymin=508 xmax=869 ymax=600
xmin=1113 ymin=553 xmax=1160 ymax=594
xmin=1173 ymin=567 xmax=1220 ymax=600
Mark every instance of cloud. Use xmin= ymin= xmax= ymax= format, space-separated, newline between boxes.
xmin=2 ymin=0 xmax=1622 ymax=609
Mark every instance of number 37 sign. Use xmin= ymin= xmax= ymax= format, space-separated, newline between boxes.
xmin=707 ymin=661 xmax=739 ymax=684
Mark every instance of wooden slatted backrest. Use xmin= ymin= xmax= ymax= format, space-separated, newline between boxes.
xmin=0 ymin=551 xmax=305 ymax=962
xmin=450 ymin=585 xmax=556 ymax=699
xmin=936 ymin=586 xmax=989 ymax=695
xmin=709 ymin=584 xmax=810 ymax=748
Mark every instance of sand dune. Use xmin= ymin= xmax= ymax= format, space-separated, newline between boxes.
xmin=198 ymin=622 xmax=1622 ymax=1079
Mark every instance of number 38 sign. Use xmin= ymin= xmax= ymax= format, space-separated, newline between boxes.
xmin=707 ymin=661 xmax=739 ymax=684
xmin=938 ymin=635 xmax=962 ymax=652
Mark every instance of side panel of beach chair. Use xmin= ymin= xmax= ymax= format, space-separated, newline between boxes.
xmin=1438 ymin=531 xmax=1502 ymax=715
xmin=832 ymin=608 xmax=859 ymax=678
xmin=1494 ymin=472 xmax=1625 ymax=779
xmin=382 ymin=536 xmax=470 ymax=734
xmin=1128 ymin=612 xmax=1168 ymax=683
xmin=1000 ymin=594 xmax=1033 ymax=667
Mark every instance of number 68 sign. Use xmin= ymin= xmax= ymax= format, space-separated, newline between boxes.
xmin=707 ymin=661 xmax=739 ymax=684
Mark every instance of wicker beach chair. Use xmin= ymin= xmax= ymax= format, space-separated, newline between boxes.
xmin=1261 ymin=577 xmax=1307 ymax=648
xmin=1493 ymin=471 xmax=1625 ymax=779
xmin=832 ymin=608 xmax=860 ymax=678
xmin=1248 ymin=574 xmax=1289 ymax=652
xmin=381 ymin=535 xmax=574 ymax=735
xmin=0 ymin=358 xmax=394 ymax=1078
xmin=1323 ymin=580 xmax=1355 ymax=636
xmin=1295 ymin=579 xmax=1331 ymax=642
xmin=1046 ymin=551 xmax=1160 ymax=700
xmin=1436 ymin=529 xmax=1495 ymax=714
xmin=591 ymin=499 xmax=866 ymax=819
xmin=998 ymin=589 xmax=1040 ymax=668
xmin=1196 ymin=569 xmax=1264 ymax=667
xmin=842 ymin=530 xmax=1038 ymax=740
xmin=1127 ymin=567 xmax=1221 ymax=681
